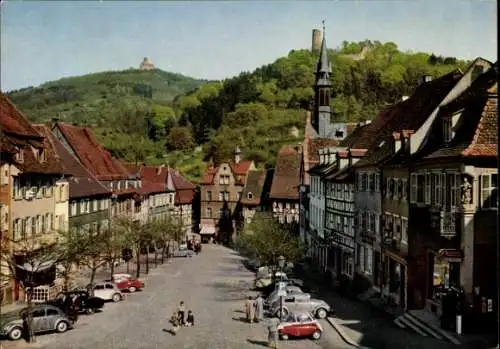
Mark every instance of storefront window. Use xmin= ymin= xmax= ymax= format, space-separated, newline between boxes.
xmin=342 ymin=253 xmax=353 ymax=277
xmin=431 ymin=254 xmax=460 ymax=300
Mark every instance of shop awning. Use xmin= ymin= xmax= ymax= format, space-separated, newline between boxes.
xmin=16 ymin=259 xmax=56 ymax=272
xmin=200 ymin=226 xmax=216 ymax=235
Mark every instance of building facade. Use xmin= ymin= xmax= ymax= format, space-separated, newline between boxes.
xmin=0 ymin=93 xmax=66 ymax=304
xmin=200 ymin=149 xmax=254 ymax=242
xmin=269 ymin=145 xmax=301 ymax=230
xmin=52 ymin=122 xmax=140 ymax=223
xmin=238 ymin=169 xmax=268 ymax=229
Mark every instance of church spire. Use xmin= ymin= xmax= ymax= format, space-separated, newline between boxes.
xmin=316 ymin=20 xmax=332 ymax=82
xmin=312 ymin=20 xmax=333 ymax=138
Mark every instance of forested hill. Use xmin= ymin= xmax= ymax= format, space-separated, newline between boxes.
xmin=174 ymin=41 xmax=468 ymax=170
xmin=7 ymin=41 xmax=469 ymax=180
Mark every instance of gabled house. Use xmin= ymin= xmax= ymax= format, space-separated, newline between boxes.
xmin=237 ymin=169 xmax=269 ymax=229
xmin=127 ymin=164 xmax=196 ymax=238
xmin=404 ymin=63 xmax=497 ymax=325
xmin=199 ymin=148 xmax=254 ymax=242
xmin=0 ymin=93 xmax=66 ymax=304
xmin=51 ymin=122 xmax=140 ymax=222
xmin=39 ymin=125 xmax=112 ymax=234
xmin=269 ymin=145 xmax=301 ymax=230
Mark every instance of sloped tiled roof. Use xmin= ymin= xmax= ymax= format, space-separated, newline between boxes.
xmin=240 ymin=170 xmax=266 ymax=206
xmin=422 ymin=64 xmax=498 ymax=160
xmin=307 ymin=138 xmax=340 ymax=165
xmin=201 ymin=160 xmax=254 ymax=185
xmin=54 ymin=122 xmax=130 ymax=181
xmin=355 ymin=70 xmax=463 ymax=168
xmin=35 ymin=124 xmax=110 ymax=199
xmin=0 ymin=94 xmax=63 ymax=175
xmin=138 ymin=165 xmax=196 ymax=204
xmin=269 ymin=145 xmax=301 ymax=200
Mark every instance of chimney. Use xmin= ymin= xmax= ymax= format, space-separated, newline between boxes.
xmin=422 ymin=75 xmax=433 ymax=84
xmin=233 ymin=146 xmax=241 ymax=164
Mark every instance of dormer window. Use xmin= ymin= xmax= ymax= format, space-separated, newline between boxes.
xmin=443 ymin=117 xmax=453 ymax=143
xmin=38 ymin=148 xmax=46 ymax=162
xmin=15 ymin=148 xmax=24 ymax=163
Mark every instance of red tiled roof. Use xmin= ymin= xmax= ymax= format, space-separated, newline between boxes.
xmin=201 ymin=160 xmax=254 ymax=185
xmin=34 ymin=124 xmax=110 ymax=199
xmin=240 ymin=170 xmax=266 ymax=206
xmin=355 ymin=70 xmax=463 ymax=167
xmin=270 ymin=145 xmax=301 ymax=200
xmin=462 ymin=95 xmax=497 ymax=157
xmin=307 ymin=138 xmax=339 ymax=164
xmin=0 ymin=92 xmax=41 ymax=138
xmin=136 ymin=165 xmax=196 ymax=204
xmin=0 ymin=94 xmax=63 ymax=175
xmin=54 ymin=122 xmax=130 ymax=181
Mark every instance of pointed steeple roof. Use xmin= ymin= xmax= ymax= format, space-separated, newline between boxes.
xmin=315 ymin=21 xmax=332 ymax=86
xmin=317 ymin=21 xmax=331 ymax=74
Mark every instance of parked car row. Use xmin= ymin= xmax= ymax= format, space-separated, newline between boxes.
xmin=0 ymin=273 xmax=146 ymax=341
xmin=251 ymin=260 xmax=332 ymax=342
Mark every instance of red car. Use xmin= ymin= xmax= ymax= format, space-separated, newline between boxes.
xmin=109 ymin=274 xmax=145 ymax=293
xmin=278 ymin=312 xmax=323 ymax=340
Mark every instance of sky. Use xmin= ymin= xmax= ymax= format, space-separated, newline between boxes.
xmin=0 ymin=0 xmax=497 ymax=92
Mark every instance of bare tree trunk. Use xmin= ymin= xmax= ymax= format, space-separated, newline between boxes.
xmin=135 ymin=248 xmax=141 ymax=278
xmin=154 ymin=242 xmax=158 ymax=267
xmin=110 ymin=258 xmax=115 ymax=277
xmin=145 ymin=246 xmax=150 ymax=274
xmin=90 ymin=267 xmax=97 ymax=285
xmin=25 ymin=288 xmax=35 ymax=343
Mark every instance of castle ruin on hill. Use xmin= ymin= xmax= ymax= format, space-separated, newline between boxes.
xmin=139 ymin=57 xmax=155 ymax=70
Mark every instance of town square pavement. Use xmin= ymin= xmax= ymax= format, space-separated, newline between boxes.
xmin=1 ymin=244 xmax=351 ymax=349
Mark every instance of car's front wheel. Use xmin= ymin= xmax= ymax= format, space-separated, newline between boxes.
xmin=316 ymin=308 xmax=328 ymax=319
xmin=128 ymin=286 xmax=137 ymax=293
xmin=280 ymin=333 xmax=289 ymax=340
xmin=8 ymin=327 xmax=22 ymax=340
xmin=56 ymin=321 xmax=69 ymax=333
xmin=112 ymin=293 xmax=121 ymax=302
xmin=311 ymin=330 xmax=322 ymax=340
xmin=86 ymin=307 xmax=94 ymax=315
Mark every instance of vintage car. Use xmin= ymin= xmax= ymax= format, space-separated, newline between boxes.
xmin=269 ymin=294 xmax=331 ymax=319
xmin=265 ymin=285 xmax=304 ymax=308
xmin=0 ymin=304 xmax=72 ymax=341
xmin=110 ymin=274 xmax=145 ymax=293
xmin=46 ymin=290 xmax=105 ymax=314
xmin=278 ymin=311 xmax=323 ymax=340
xmin=90 ymin=282 xmax=124 ymax=302
xmin=255 ymin=272 xmax=288 ymax=289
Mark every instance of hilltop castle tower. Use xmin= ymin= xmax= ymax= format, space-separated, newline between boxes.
xmin=139 ymin=57 xmax=155 ymax=70
xmin=312 ymin=29 xmax=321 ymax=52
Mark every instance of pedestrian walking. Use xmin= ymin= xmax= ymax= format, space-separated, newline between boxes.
xmin=254 ymin=294 xmax=264 ymax=322
xmin=177 ymin=301 xmax=186 ymax=325
xmin=267 ymin=317 xmax=280 ymax=348
xmin=245 ymin=296 xmax=256 ymax=323
xmin=170 ymin=311 xmax=180 ymax=335
xmin=185 ymin=310 xmax=195 ymax=327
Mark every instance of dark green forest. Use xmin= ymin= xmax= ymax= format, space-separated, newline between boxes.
xmin=7 ymin=41 xmax=469 ymax=180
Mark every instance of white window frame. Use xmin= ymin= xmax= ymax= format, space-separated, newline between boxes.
xmin=443 ymin=117 xmax=453 ymax=143
xmin=424 ymin=173 xmax=431 ymax=205
xmin=410 ymin=174 xmax=417 ymax=203
xmin=375 ymin=173 xmax=380 ymax=192
xmin=481 ymin=173 xmax=498 ymax=209
xmin=401 ymin=217 xmax=408 ymax=244
xmin=434 ymin=174 xmax=442 ymax=206
xmin=401 ymin=178 xmax=407 ymax=201
xmin=452 ymin=174 xmax=460 ymax=208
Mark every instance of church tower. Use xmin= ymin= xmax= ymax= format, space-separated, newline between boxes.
xmin=312 ymin=22 xmax=333 ymax=138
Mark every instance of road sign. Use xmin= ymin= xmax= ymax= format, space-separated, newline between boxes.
xmin=277 ymin=289 xmax=286 ymax=297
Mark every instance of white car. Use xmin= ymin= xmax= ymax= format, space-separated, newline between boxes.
xmin=265 ymin=286 xmax=304 ymax=307
xmin=92 ymin=282 xmax=123 ymax=302
xmin=255 ymin=272 xmax=288 ymax=289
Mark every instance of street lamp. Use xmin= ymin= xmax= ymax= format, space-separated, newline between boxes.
xmin=278 ymin=255 xmax=286 ymax=321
